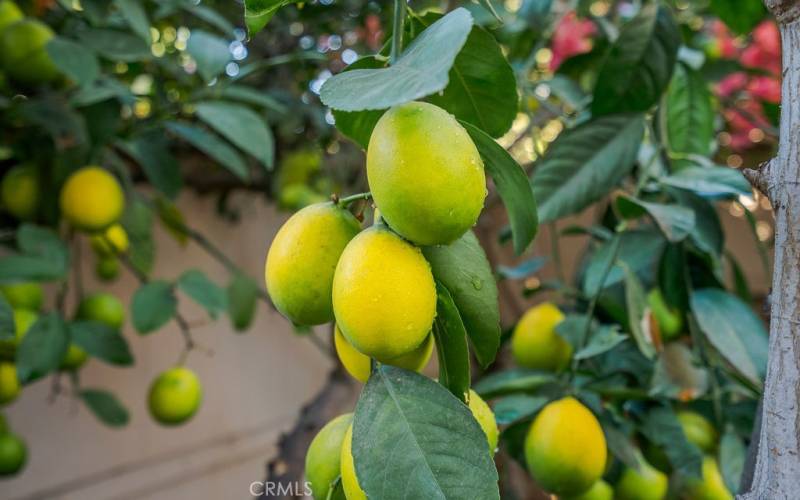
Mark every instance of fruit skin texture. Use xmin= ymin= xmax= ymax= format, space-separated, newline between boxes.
xmin=681 ymin=456 xmax=733 ymax=500
xmin=148 ymin=367 xmax=203 ymax=425
xmin=76 ymin=292 xmax=125 ymax=329
xmin=647 ymin=289 xmax=683 ymax=341
xmin=0 ymin=1 xmax=22 ymax=34
xmin=1 ymin=165 xmax=39 ymax=220
xmin=90 ymin=223 xmax=129 ymax=255
xmin=525 ymin=397 xmax=607 ymax=496
xmin=0 ymin=432 xmax=26 ymax=476
xmin=0 ymin=281 xmax=43 ymax=310
xmin=334 ymin=325 xmax=433 ymax=382
xmin=562 ymin=480 xmax=614 ymax=500
xmin=366 ymin=101 xmax=486 ymax=246
xmin=468 ymin=389 xmax=499 ymax=456
xmin=305 ymin=413 xmax=353 ymax=499
xmin=0 ymin=361 xmax=20 ymax=405
xmin=511 ymin=302 xmax=571 ymax=371
xmin=265 ymin=202 xmax=361 ymax=326
xmin=59 ymin=167 xmax=125 ymax=232
xmin=677 ymin=411 xmax=717 ymax=453
xmin=340 ymin=425 xmax=367 ymax=500
xmin=0 ymin=19 xmax=59 ymax=84
xmin=615 ymin=457 xmax=669 ymax=500
xmin=333 ymin=226 xmax=436 ymax=363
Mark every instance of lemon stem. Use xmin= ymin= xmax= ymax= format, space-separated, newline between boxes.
xmin=337 ymin=192 xmax=372 ymax=207
xmin=390 ymin=0 xmax=406 ymax=65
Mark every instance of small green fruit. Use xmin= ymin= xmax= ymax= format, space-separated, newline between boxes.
xmin=304 ymin=413 xmax=352 ymax=499
xmin=76 ymin=292 xmax=125 ymax=329
xmin=148 ymin=367 xmax=203 ymax=425
xmin=0 ymin=282 xmax=43 ymax=311
xmin=0 ymin=431 xmax=26 ymax=476
xmin=647 ymin=289 xmax=683 ymax=341
xmin=0 ymin=19 xmax=59 ymax=84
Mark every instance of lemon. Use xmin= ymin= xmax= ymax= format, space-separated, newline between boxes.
xmin=681 ymin=456 xmax=733 ymax=500
xmin=0 ymin=282 xmax=43 ymax=310
xmin=0 ymin=19 xmax=59 ymax=84
xmin=563 ymin=480 xmax=613 ymax=500
xmin=1 ymin=165 xmax=39 ymax=220
xmin=305 ymin=413 xmax=353 ymax=499
xmin=0 ymin=362 xmax=19 ymax=405
xmin=265 ymin=202 xmax=361 ymax=326
xmin=0 ymin=432 xmax=25 ymax=476
xmin=96 ymin=256 xmax=119 ymax=281
xmin=647 ymin=289 xmax=683 ymax=341
xmin=615 ymin=456 xmax=669 ymax=500
xmin=340 ymin=425 xmax=366 ymax=500
xmin=333 ymin=226 xmax=436 ymax=362
xmin=677 ymin=411 xmax=717 ymax=453
xmin=0 ymin=1 xmax=22 ymax=34
xmin=76 ymin=292 xmax=125 ymax=329
xmin=0 ymin=308 xmax=37 ymax=357
xmin=59 ymin=167 xmax=125 ymax=232
xmin=60 ymin=344 xmax=88 ymax=371
xmin=468 ymin=389 xmax=499 ymax=456
xmin=334 ymin=325 xmax=433 ymax=382
xmin=511 ymin=302 xmax=571 ymax=371
xmin=366 ymin=101 xmax=486 ymax=245
xmin=525 ymin=397 xmax=607 ymax=496
xmin=90 ymin=223 xmax=129 ymax=256
xmin=148 ymin=367 xmax=203 ymax=425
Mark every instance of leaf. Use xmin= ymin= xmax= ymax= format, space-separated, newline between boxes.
xmin=69 ymin=321 xmax=134 ymax=366
xmin=575 ymin=325 xmax=627 ymax=360
xmin=532 ymin=114 xmax=644 ymax=223
xmin=719 ymin=429 xmax=746 ymax=494
xmin=661 ymin=166 xmax=751 ymax=198
xmin=186 ymin=30 xmax=230 ymax=81
xmin=422 ymin=231 xmax=500 ymax=368
xmin=665 ymin=64 xmax=714 ymax=163
xmin=195 ymin=101 xmax=274 ymax=170
xmin=472 ymin=368 xmax=557 ymax=399
xmin=321 ymin=9 xmax=473 ymax=111
xmin=709 ymin=0 xmax=767 ymax=35
xmin=353 ymin=366 xmax=501 ymax=499
xmin=244 ymin=0 xmax=301 ymax=36
xmin=131 ymin=281 xmax=177 ymax=334
xmin=623 ymin=267 xmax=657 ymax=359
xmin=119 ymin=130 xmax=182 ymax=199
xmin=165 ymin=122 xmax=248 ymax=180
xmin=18 ymin=224 xmax=69 ymax=265
xmin=183 ymin=4 xmax=235 ymax=36
xmin=616 ymin=195 xmax=696 ymax=242
xmin=601 ymin=420 xmax=640 ymax=470
xmin=0 ymin=295 xmax=14 ymax=341
xmin=77 ymin=29 xmax=151 ymax=62
xmin=496 ymin=256 xmax=547 ymax=280
xmin=71 ymin=77 xmax=135 ymax=107
xmin=493 ymin=395 xmax=547 ymax=425
xmin=670 ymin=189 xmax=723 ymax=257
xmin=461 ymin=121 xmax=538 ymax=254
xmin=114 ymin=0 xmax=151 ymax=42
xmin=155 ymin=198 xmax=188 ymax=245
xmin=122 ymin=200 xmax=155 ymax=276
xmin=650 ymin=343 xmax=709 ymax=400
xmin=583 ymin=229 xmax=665 ymax=295
xmin=81 ymin=389 xmax=130 ymax=427
xmin=690 ymin=289 xmax=768 ymax=387
xmin=0 ymin=255 xmax=67 ymax=281
xmin=46 ymin=37 xmax=100 ymax=85
xmin=331 ymin=57 xmax=388 ymax=149
xmin=16 ymin=313 xmax=68 ymax=383
xmin=218 ymin=85 xmax=287 ymax=113
xmin=431 ymin=282 xmax=471 ymax=403
xmin=639 ymin=405 xmax=703 ymax=479
xmin=227 ymin=273 xmax=259 ymax=331
xmin=591 ymin=4 xmax=680 ymax=115
xmin=178 ymin=269 xmax=227 ymax=319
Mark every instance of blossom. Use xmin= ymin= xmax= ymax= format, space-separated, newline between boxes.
xmin=549 ymin=12 xmax=596 ymax=71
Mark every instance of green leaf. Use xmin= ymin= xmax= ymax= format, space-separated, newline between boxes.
xmin=131 ymin=281 xmax=177 ymax=334
xmin=690 ymin=289 xmax=768 ymax=387
xmin=119 ymin=130 xmax=182 ymax=199
xmin=422 ymin=231 xmax=500 ymax=368
xmin=473 ymin=368 xmax=557 ymax=398
xmin=623 ymin=267 xmax=657 ymax=360
xmin=114 ymin=0 xmax=151 ymax=42
xmin=493 ymin=395 xmax=547 ymax=425
xmin=575 ymin=325 xmax=627 ymax=360
xmin=195 ymin=101 xmax=274 ymax=170
xmin=183 ymin=4 xmax=235 ymax=36
xmin=165 ymin=122 xmax=248 ymax=180
xmin=186 ymin=30 xmax=230 ymax=81
xmin=592 ymin=4 xmax=680 ymax=115
xmin=244 ymin=0 xmax=301 ymax=36
xmin=69 ymin=321 xmax=134 ymax=366
xmin=583 ymin=229 xmax=665 ymax=295
xmin=650 ymin=343 xmax=709 ymax=399
xmin=661 ymin=166 xmax=751 ymax=198
xmin=719 ymin=429 xmax=746 ymax=494
xmin=331 ymin=57 xmax=387 ymax=149
xmin=496 ymin=256 xmax=547 ymax=280
xmin=16 ymin=313 xmax=68 ymax=383
xmin=670 ymin=189 xmax=723 ymax=257
xmin=461 ymin=121 xmax=538 ymax=254
xmin=46 ymin=37 xmax=100 ymax=85
xmin=155 ymin=198 xmax=189 ymax=245
xmin=432 ymin=282 xmax=471 ymax=403
xmin=80 ymin=389 xmax=130 ymax=427
xmin=122 ymin=200 xmax=155 ymax=276
xmin=601 ymin=420 xmax=641 ymax=471
xmin=709 ymin=0 xmax=767 ymax=35
xmin=532 ymin=114 xmax=644 ymax=223
xmin=639 ymin=405 xmax=703 ymax=479
xmin=665 ymin=64 xmax=714 ymax=163
xmin=0 ymin=295 xmax=14 ymax=341
xmin=616 ymin=195 xmax=696 ymax=242
xmin=321 ymin=9 xmax=473 ymax=111
xmin=218 ymin=85 xmax=287 ymax=113
xmin=71 ymin=77 xmax=135 ymax=107
xmin=227 ymin=273 xmax=259 ymax=331
xmin=77 ymin=29 xmax=151 ymax=62
xmin=353 ymin=366 xmax=501 ymax=499
xmin=0 ymin=255 xmax=67 ymax=281
xmin=18 ymin=224 xmax=69 ymax=266
xmin=178 ymin=269 xmax=227 ymax=319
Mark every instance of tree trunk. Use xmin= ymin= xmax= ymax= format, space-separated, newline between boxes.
xmin=739 ymin=2 xmax=800 ymax=497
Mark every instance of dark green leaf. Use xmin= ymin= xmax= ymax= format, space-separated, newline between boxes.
xmin=69 ymin=321 xmax=134 ymax=366
xmin=46 ymin=37 xmax=100 ymax=85
xmin=0 ymin=255 xmax=67 ymax=281
xmin=709 ymin=0 xmax=767 ymax=35
xmin=493 ymin=395 xmax=547 ymax=425
xmin=71 ymin=77 xmax=135 ymax=107
xmin=496 ymin=256 xmax=547 ymax=280
xmin=0 ymin=295 xmax=13 ymax=341
xmin=77 ymin=29 xmax=151 ymax=62
xmin=639 ymin=405 xmax=703 ymax=479
xmin=227 ymin=273 xmax=259 ymax=331
xmin=219 ymin=85 xmax=287 ymax=113
xmin=165 ymin=122 xmax=248 ymax=180
xmin=119 ymin=130 xmax=182 ymax=199
xmin=670 ymin=189 xmax=723 ymax=257
xmin=616 ymin=195 xmax=696 ymax=242
xmin=81 ymin=389 xmax=130 ymax=427
xmin=244 ymin=0 xmax=301 ymax=36
xmin=114 ymin=0 xmax=151 ymax=42
xmin=583 ymin=229 xmax=665 ymax=295
xmin=195 ymin=101 xmax=275 ymax=170
xmin=665 ymin=64 xmax=714 ymax=163
xmin=331 ymin=57 xmax=388 ymax=149
xmin=184 ymin=4 xmax=235 ymax=36
xmin=186 ymin=30 xmax=230 ymax=81
xmin=575 ymin=324 xmax=627 ymax=360
xmin=131 ymin=281 xmax=177 ymax=334
xmin=719 ymin=429 xmax=745 ymax=494
xmin=432 ymin=282 xmax=471 ymax=403
xmin=177 ymin=269 xmax=226 ymax=319
xmin=623 ymin=267 xmax=657 ymax=359
xmin=16 ymin=313 xmax=68 ymax=383
xmin=122 ymin=200 xmax=155 ymax=276
xmin=661 ymin=166 xmax=751 ymax=198
xmin=473 ymin=368 xmax=557 ymax=398
xmin=601 ymin=420 xmax=640 ymax=470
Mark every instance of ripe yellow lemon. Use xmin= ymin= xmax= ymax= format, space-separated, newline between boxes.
xmin=334 ymin=325 xmax=433 ymax=382
xmin=647 ymin=289 xmax=683 ymax=341
xmin=332 ymin=226 xmax=436 ymax=362
xmin=615 ymin=456 xmax=669 ymax=500
xmin=90 ymin=223 xmax=129 ymax=255
xmin=1 ymin=165 xmax=39 ymax=220
xmin=0 ymin=282 xmax=43 ymax=311
xmin=563 ymin=480 xmax=613 ymax=500
xmin=265 ymin=202 xmax=361 ymax=326
xmin=76 ymin=292 xmax=125 ymax=329
xmin=305 ymin=413 xmax=353 ymax=499
xmin=340 ymin=425 xmax=366 ymax=500
xmin=677 ymin=411 xmax=717 ymax=453
xmin=148 ymin=367 xmax=203 ymax=425
xmin=366 ymin=101 xmax=486 ymax=246
xmin=0 ymin=19 xmax=59 ymax=84
xmin=525 ymin=397 xmax=607 ymax=496
xmin=60 ymin=167 xmax=125 ymax=231
xmin=0 ymin=1 xmax=22 ymax=34
xmin=468 ymin=389 xmax=499 ymax=456
xmin=511 ymin=302 xmax=571 ymax=371
xmin=681 ymin=456 xmax=733 ymax=500
xmin=0 ymin=361 xmax=20 ymax=405
xmin=0 ymin=432 xmax=25 ymax=476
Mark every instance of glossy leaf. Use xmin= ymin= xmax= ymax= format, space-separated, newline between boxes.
xmin=178 ymin=269 xmax=227 ymax=319
xmin=583 ymin=229 xmax=665 ymax=295
xmin=639 ymin=405 xmax=703 ymax=479
xmin=131 ymin=281 xmax=177 ymax=334
xmin=493 ymin=395 xmax=547 ymax=425
xmin=195 ymin=101 xmax=275 ymax=170
xmin=670 ymin=189 xmax=723 ymax=257
xmin=119 ymin=130 xmax=182 ymax=199
xmin=661 ymin=166 xmax=751 ymax=198
xmin=81 ymin=389 xmax=130 ymax=427
xmin=69 ymin=321 xmax=134 ymax=366
xmin=16 ymin=313 xmax=68 ymax=383
xmin=496 ymin=256 xmax=547 ymax=280
xmin=432 ymin=283 xmax=471 ymax=402
xmin=165 ymin=122 xmax=248 ymax=180
xmin=244 ymin=0 xmax=301 ymax=36
xmin=665 ymin=64 xmax=714 ymax=163
xmin=227 ymin=273 xmax=259 ymax=331
xmin=330 ymin=57 xmax=387 ymax=149
xmin=114 ymin=0 xmax=151 ymax=42
xmin=46 ymin=37 xmax=100 ymax=85
xmin=473 ymin=368 xmax=557 ymax=398
xmin=186 ymin=30 xmax=230 ymax=81
xmin=616 ymin=195 xmax=696 ymax=242
xmin=719 ymin=429 xmax=746 ymax=493
xmin=575 ymin=325 xmax=627 ymax=360
xmin=78 ymin=29 xmax=151 ymax=62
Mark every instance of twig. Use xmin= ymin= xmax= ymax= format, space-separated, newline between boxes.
xmin=390 ymin=0 xmax=407 ymax=65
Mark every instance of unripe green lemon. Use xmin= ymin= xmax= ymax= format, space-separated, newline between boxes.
xmin=0 ymin=361 xmax=20 ymax=405
xmin=265 ymin=202 xmax=361 ymax=326
xmin=278 ymin=183 xmax=327 ymax=211
xmin=647 ymin=289 xmax=683 ymax=341
xmin=96 ymin=256 xmax=120 ymax=281
xmin=1 ymin=165 xmax=39 ymax=220
xmin=76 ymin=292 xmax=125 ymax=329
xmin=148 ymin=367 xmax=203 ymax=425
xmin=59 ymin=167 xmax=125 ymax=232
xmin=305 ymin=413 xmax=353 ymax=499
xmin=0 ymin=282 xmax=43 ymax=310
xmin=366 ymin=101 xmax=486 ymax=246
xmin=0 ymin=308 xmax=37 ymax=357
xmin=90 ymin=223 xmax=129 ymax=256
xmin=332 ymin=226 xmax=436 ymax=362
xmin=511 ymin=302 xmax=571 ymax=371
xmin=334 ymin=325 xmax=433 ymax=382
xmin=677 ymin=411 xmax=717 ymax=453
xmin=60 ymin=344 xmax=88 ymax=371
xmin=563 ymin=480 xmax=614 ymax=500
xmin=525 ymin=397 xmax=607 ymax=496
xmin=0 ymin=432 xmax=25 ymax=476
xmin=340 ymin=425 xmax=366 ymax=500
xmin=0 ymin=19 xmax=59 ymax=84
xmin=468 ymin=389 xmax=498 ymax=456
xmin=0 ymin=1 xmax=22 ymax=34
xmin=681 ymin=456 xmax=733 ymax=500
xmin=615 ymin=456 xmax=669 ymax=500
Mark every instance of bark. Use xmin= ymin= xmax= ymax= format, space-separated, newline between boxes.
xmin=738 ymin=3 xmax=800 ymax=498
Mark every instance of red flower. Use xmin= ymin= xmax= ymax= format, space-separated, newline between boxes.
xmin=550 ymin=12 xmax=596 ymax=71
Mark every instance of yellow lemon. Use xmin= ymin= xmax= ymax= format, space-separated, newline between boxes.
xmin=60 ymin=344 xmax=88 ymax=371
xmin=366 ymin=101 xmax=486 ymax=245
xmin=76 ymin=292 xmax=125 ymax=329
xmin=525 ymin=397 xmax=607 ymax=496
xmin=148 ymin=367 xmax=203 ymax=425
xmin=0 ymin=361 xmax=20 ymax=405
xmin=0 ymin=432 xmax=25 ymax=476
xmin=265 ymin=202 xmax=361 ymax=326
xmin=305 ymin=413 xmax=353 ymax=499
xmin=563 ymin=480 xmax=614 ymax=500
xmin=59 ymin=167 xmax=125 ymax=232
xmin=468 ymin=389 xmax=499 ymax=456
xmin=90 ymin=223 xmax=129 ymax=255
xmin=615 ymin=456 xmax=669 ymax=500
xmin=0 ymin=19 xmax=59 ymax=84
xmin=0 ymin=282 xmax=43 ymax=311
xmin=334 ymin=325 xmax=433 ymax=382
xmin=0 ymin=1 xmax=22 ymax=34
xmin=681 ymin=456 xmax=733 ymax=500
xmin=332 ymin=226 xmax=435 ymax=362
xmin=340 ymin=425 xmax=366 ymax=500
xmin=677 ymin=411 xmax=717 ymax=453
xmin=1 ymin=165 xmax=39 ymax=220
xmin=511 ymin=302 xmax=571 ymax=371
xmin=647 ymin=289 xmax=683 ymax=341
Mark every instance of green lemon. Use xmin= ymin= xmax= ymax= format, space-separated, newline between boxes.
xmin=681 ymin=456 xmax=733 ymax=500
xmin=0 ymin=282 xmax=43 ymax=311
xmin=0 ymin=362 xmax=19 ymax=405
xmin=468 ymin=389 xmax=498 ymax=456
xmin=0 ymin=19 xmax=59 ymax=84
xmin=148 ymin=367 xmax=203 ymax=425
xmin=0 ymin=308 xmax=37 ymax=357
xmin=677 ymin=411 xmax=717 ymax=453
xmin=60 ymin=344 xmax=88 ymax=371
xmin=511 ymin=302 xmax=571 ymax=371
xmin=563 ymin=480 xmax=614 ymax=500
xmin=0 ymin=1 xmax=22 ymax=34
xmin=0 ymin=432 xmax=25 ymax=476
xmin=305 ymin=413 xmax=353 ymax=499
xmin=1 ymin=165 xmax=39 ymax=220
xmin=366 ymin=101 xmax=486 ymax=245
xmin=340 ymin=425 xmax=366 ymax=500
xmin=76 ymin=292 xmax=125 ymax=329
xmin=59 ymin=166 xmax=125 ymax=232
xmin=334 ymin=325 xmax=433 ymax=383
xmin=647 ymin=289 xmax=683 ymax=341
xmin=615 ymin=456 xmax=669 ymax=500
xmin=265 ymin=202 xmax=361 ymax=326
xmin=278 ymin=184 xmax=327 ymax=211
xmin=96 ymin=256 xmax=120 ymax=281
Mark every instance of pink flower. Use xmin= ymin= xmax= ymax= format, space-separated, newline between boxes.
xmin=717 ymin=72 xmax=748 ymax=98
xmin=742 ymin=21 xmax=781 ymax=74
xmin=709 ymin=20 xmax=739 ymax=58
xmin=747 ymin=76 xmax=781 ymax=103
xmin=550 ymin=12 xmax=596 ymax=71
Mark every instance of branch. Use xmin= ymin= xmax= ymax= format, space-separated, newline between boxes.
xmin=742 ymin=158 xmax=775 ymax=200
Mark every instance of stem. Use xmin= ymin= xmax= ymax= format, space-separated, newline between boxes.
xmin=549 ymin=222 xmax=565 ymax=283
xmin=390 ymin=0 xmax=407 ymax=65
xmin=337 ymin=192 xmax=372 ymax=207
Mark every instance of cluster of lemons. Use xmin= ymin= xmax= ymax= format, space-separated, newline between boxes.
xmin=0 ymin=0 xmax=60 ymax=86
